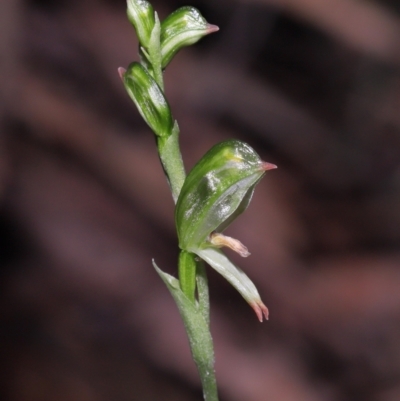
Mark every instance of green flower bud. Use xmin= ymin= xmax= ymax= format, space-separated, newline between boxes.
xmin=127 ymin=0 xmax=155 ymax=48
xmin=161 ymin=6 xmax=219 ymax=68
xmin=176 ymin=139 xmax=276 ymax=252
xmin=121 ymin=62 xmax=173 ymax=138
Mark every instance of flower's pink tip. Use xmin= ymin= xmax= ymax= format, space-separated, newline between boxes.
xmin=261 ymin=162 xmax=277 ymax=171
xmin=251 ymin=300 xmax=269 ymax=322
xmin=207 ymin=24 xmax=220 ymax=34
xmin=118 ymin=67 xmax=126 ymax=81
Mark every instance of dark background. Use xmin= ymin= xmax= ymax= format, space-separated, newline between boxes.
xmin=1 ymin=0 xmax=400 ymax=400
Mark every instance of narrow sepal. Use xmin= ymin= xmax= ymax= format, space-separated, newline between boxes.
xmin=195 ymin=248 xmax=269 ymax=322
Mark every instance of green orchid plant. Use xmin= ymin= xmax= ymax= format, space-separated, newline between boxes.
xmin=120 ymin=1 xmax=277 ymax=400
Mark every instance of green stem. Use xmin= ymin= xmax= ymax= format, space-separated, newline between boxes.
xmin=157 ymin=121 xmax=186 ymax=203
xmin=195 ymin=259 xmax=210 ymax=326
xmin=156 ymin=97 xmax=217 ymax=401
xmin=194 ymin=261 xmax=216 ymax=401
xmin=154 ymin=263 xmax=218 ymax=401
xmin=179 ymin=250 xmax=197 ymax=302
xmin=153 ymin=79 xmax=217 ymax=401
xmin=148 ymin=15 xmax=186 ymax=201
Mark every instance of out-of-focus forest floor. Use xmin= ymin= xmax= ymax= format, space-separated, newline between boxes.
xmin=1 ymin=0 xmax=400 ymax=400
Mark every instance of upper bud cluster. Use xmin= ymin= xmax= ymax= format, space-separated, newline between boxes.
xmin=127 ymin=1 xmax=218 ymax=68
xmin=123 ymin=1 xmax=219 ymax=140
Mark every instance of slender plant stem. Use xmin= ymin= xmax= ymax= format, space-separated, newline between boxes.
xmin=157 ymin=122 xmax=186 ymax=203
xmin=179 ymin=250 xmax=197 ymax=302
xmin=148 ymin=15 xmax=186 ymax=202
xmin=157 ymin=101 xmax=218 ymax=401
xmin=154 ymin=83 xmax=218 ymax=401
xmin=195 ymin=260 xmax=210 ymax=325
xmin=154 ymin=261 xmax=218 ymax=401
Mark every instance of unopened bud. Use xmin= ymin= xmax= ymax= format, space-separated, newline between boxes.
xmin=161 ymin=6 xmax=219 ymax=68
xmin=122 ymin=62 xmax=173 ymax=138
xmin=127 ymin=0 xmax=155 ymax=48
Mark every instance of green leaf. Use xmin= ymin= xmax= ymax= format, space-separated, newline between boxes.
xmin=127 ymin=0 xmax=155 ymax=48
xmin=122 ymin=62 xmax=173 ymax=138
xmin=153 ymin=261 xmax=219 ymax=401
xmin=160 ymin=6 xmax=219 ymax=68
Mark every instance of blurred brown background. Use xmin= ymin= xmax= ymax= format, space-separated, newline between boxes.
xmin=1 ymin=0 xmax=400 ymax=400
